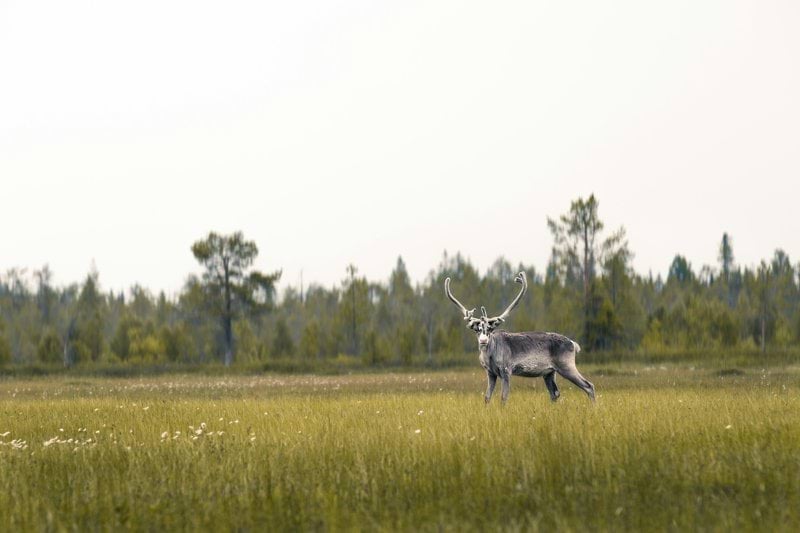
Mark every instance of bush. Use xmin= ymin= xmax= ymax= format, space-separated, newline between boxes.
xmin=363 ymin=329 xmax=389 ymax=365
xmin=0 ymin=333 xmax=11 ymax=366
xmin=271 ymin=319 xmax=295 ymax=357
xmin=37 ymin=330 xmax=62 ymax=364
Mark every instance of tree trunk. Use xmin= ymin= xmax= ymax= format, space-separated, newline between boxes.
xmin=63 ymin=319 xmax=75 ymax=368
xmin=350 ymin=272 xmax=357 ymax=356
xmin=223 ymin=259 xmax=234 ymax=367
xmin=223 ymin=314 xmax=233 ymax=367
xmin=426 ymin=315 xmax=434 ymax=364
xmin=583 ymin=226 xmax=591 ymax=342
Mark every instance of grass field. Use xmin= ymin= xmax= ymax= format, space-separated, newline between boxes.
xmin=1 ymin=364 xmax=799 ymax=531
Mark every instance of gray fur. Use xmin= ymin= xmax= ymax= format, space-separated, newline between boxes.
xmin=479 ymin=330 xmax=595 ymax=403
xmin=445 ymin=272 xmax=595 ymax=404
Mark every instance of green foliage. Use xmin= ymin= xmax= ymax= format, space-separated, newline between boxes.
xmin=394 ymin=322 xmax=417 ymax=365
xmin=641 ymin=316 xmax=664 ymax=352
xmin=74 ymin=313 xmax=104 ymax=363
xmin=111 ymin=314 xmax=140 ymax=360
xmin=719 ymin=232 xmax=735 ymax=283
xmin=299 ymin=320 xmax=321 ymax=360
xmin=659 ymin=297 xmax=739 ymax=350
xmin=191 ymin=231 xmax=281 ymax=366
xmin=547 ymin=194 xmax=628 ymax=344
xmin=36 ymin=329 xmax=62 ymax=364
xmin=111 ymin=312 xmax=186 ymax=362
xmin=1 ymin=214 xmax=799 ymax=369
xmin=335 ymin=265 xmax=370 ymax=357
xmin=160 ymin=325 xmax=188 ymax=362
xmin=363 ymin=328 xmax=389 ymax=365
xmin=232 ymin=320 xmax=260 ymax=362
xmin=668 ymin=255 xmax=694 ymax=284
xmin=271 ymin=318 xmax=295 ymax=357
xmin=0 ymin=331 xmax=10 ymax=366
xmin=586 ymin=294 xmax=622 ymax=350
xmin=128 ymin=327 xmax=164 ymax=362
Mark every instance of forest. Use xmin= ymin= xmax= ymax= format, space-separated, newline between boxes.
xmin=1 ymin=195 xmax=798 ymax=370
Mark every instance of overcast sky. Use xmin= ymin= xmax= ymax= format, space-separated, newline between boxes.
xmin=1 ymin=0 xmax=798 ymax=296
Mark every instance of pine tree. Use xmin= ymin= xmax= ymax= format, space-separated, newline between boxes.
xmin=191 ymin=231 xmax=281 ymax=366
xmin=547 ymin=195 xmax=626 ymax=347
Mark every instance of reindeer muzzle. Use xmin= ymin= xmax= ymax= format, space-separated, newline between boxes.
xmin=478 ymin=333 xmax=489 ymax=347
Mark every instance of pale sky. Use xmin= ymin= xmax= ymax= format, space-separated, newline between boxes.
xmin=1 ymin=1 xmax=798 ymax=296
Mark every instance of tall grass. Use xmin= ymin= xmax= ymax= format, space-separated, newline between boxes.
xmin=1 ymin=367 xmax=798 ymax=531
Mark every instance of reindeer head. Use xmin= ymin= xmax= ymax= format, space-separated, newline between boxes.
xmin=444 ymin=272 xmax=527 ymax=350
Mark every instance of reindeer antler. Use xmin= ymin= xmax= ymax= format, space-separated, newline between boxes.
xmin=486 ymin=272 xmax=527 ymax=327
xmin=445 ymin=277 xmax=475 ymax=321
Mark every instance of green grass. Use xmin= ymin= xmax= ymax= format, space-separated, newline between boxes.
xmin=1 ymin=364 xmax=799 ymax=531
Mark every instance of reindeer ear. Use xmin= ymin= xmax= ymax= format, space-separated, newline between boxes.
xmin=487 ymin=317 xmax=504 ymax=330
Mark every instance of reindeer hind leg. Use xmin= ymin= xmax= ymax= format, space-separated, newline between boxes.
xmin=543 ymin=371 xmax=560 ymax=402
xmin=556 ymin=365 xmax=595 ymax=402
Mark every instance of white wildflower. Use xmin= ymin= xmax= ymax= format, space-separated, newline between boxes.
xmin=161 ymin=431 xmax=169 ymax=439
xmin=414 ymin=429 xmax=421 ymax=434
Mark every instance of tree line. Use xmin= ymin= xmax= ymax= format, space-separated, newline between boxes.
xmin=1 ymin=195 xmax=798 ymax=368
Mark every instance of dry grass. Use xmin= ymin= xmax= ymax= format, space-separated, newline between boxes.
xmin=1 ymin=365 xmax=799 ymax=531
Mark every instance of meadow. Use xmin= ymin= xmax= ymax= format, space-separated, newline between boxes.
xmin=1 ymin=364 xmax=799 ymax=532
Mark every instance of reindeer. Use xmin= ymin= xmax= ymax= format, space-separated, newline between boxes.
xmin=445 ymin=272 xmax=595 ymax=404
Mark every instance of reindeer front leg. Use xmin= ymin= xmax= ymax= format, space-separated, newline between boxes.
xmin=500 ymin=371 xmax=511 ymax=404
xmin=485 ymin=372 xmax=497 ymax=404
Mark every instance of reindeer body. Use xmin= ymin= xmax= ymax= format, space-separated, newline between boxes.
xmin=479 ymin=330 xmax=594 ymax=403
xmin=481 ymin=331 xmax=573 ymax=377
xmin=446 ymin=272 xmax=595 ymax=404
